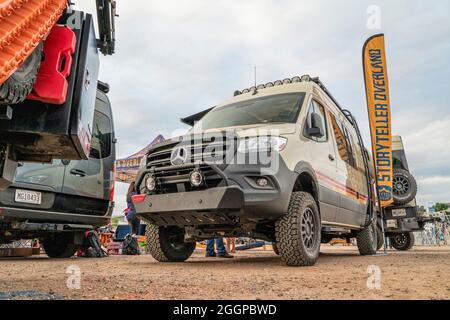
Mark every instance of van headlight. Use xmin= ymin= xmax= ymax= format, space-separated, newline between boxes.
xmin=238 ymin=136 xmax=288 ymax=153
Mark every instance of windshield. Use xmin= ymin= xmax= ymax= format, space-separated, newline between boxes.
xmin=192 ymin=93 xmax=305 ymax=131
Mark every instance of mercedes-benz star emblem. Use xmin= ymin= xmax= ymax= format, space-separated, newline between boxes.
xmin=170 ymin=146 xmax=189 ymax=165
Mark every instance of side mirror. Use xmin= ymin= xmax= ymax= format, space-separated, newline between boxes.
xmin=306 ymin=113 xmax=325 ymax=138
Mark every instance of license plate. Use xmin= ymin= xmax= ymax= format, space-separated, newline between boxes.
xmin=386 ymin=219 xmax=397 ymax=228
xmin=15 ymin=189 xmax=42 ymax=205
xmin=391 ymin=208 xmax=407 ymax=217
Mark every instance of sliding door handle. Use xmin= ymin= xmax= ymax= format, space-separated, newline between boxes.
xmin=70 ymin=169 xmax=86 ymax=177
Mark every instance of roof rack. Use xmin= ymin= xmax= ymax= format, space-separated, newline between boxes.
xmin=308 ymin=77 xmax=356 ymax=125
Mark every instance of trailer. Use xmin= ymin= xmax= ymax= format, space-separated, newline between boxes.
xmin=378 ymin=136 xmax=428 ymax=251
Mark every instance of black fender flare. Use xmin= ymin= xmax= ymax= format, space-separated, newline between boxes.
xmin=293 ymin=161 xmax=320 ymax=203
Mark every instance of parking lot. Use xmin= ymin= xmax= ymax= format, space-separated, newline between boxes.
xmin=1 ymin=245 xmax=449 ymax=300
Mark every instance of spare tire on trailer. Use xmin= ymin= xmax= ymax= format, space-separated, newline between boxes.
xmin=392 ymin=168 xmax=417 ymax=205
xmin=391 ymin=232 xmax=415 ymax=251
xmin=0 ymin=43 xmax=43 ymax=105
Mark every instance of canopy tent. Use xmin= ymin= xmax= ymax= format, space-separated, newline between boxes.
xmin=115 ymin=135 xmax=165 ymax=183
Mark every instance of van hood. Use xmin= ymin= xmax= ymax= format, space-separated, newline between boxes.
xmin=194 ymin=123 xmax=297 ymax=138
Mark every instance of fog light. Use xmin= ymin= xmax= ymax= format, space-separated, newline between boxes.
xmin=256 ymin=177 xmax=269 ymax=187
xmin=145 ymin=175 xmax=156 ymax=191
xmin=190 ymin=170 xmax=203 ymax=187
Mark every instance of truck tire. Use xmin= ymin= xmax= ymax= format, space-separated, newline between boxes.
xmin=391 ymin=232 xmax=415 ymax=251
xmin=146 ymin=224 xmax=195 ymax=262
xmin=275 ymin=192 xmax=321 ymax=266
xmin=356 ymin=220 xmax=378 ymax=255
xmin=272 ymin=242 xmax=279 ymax=255
xmin=393 ymin=169 xmax=417 ymax=205
xmin=0 ymin=43 xmax=43 ymax=105
xmin=42 ymin=233 xmax=78 ymax=258
xmin=376 ymin=224 xmax=384 ymax=251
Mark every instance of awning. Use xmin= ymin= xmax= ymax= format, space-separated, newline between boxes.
xmin=115 ymin=135 xmax=165 ymax=183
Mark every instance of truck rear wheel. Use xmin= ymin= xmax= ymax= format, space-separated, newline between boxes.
xmin=391 ymin=232 xmax=415 ymax=251
xmin=42 ymin=233 xmax=78 ymax=258
xmin=356 ymin=220 xmax=378 ymax=255
xmin=275 ymin=192 xmax=321 ymax=266
xmin=146 ymin=224 xmax=195 ymax=262
xmin=393 ymin=169 xmax=417 ymax=205
xmin=0 ymin=43 xmax=43 ymax=105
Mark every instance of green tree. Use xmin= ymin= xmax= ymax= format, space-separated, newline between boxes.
xmin=433 ymin=203 xmax=449 ymax=212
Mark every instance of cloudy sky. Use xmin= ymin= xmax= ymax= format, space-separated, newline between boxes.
xmin=78 ymin=0 xmax=450 ymax=214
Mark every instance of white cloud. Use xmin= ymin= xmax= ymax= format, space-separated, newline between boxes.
xmin=417 ymin=176 xmax=450 ymax=205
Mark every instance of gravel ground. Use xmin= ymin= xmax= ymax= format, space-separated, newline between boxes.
xmin=0 ymin=245 xmax=449 ymax=300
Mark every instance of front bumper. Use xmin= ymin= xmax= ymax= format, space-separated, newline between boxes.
xmin=134 ymin=186 xmax=244 ymax=226
xmin=134 ymin=158 xmax=298 ymax=226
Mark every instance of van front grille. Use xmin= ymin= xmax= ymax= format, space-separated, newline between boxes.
xmin=140 ymin=134 xmax=237 ymax=194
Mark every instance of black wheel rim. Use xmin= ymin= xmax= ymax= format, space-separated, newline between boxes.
xmin=393 ymin=176 xmax=410 ymax=196
xmin=301 ymin=208 xmax=317 ymax=250
xmin=394 ymin=233 xmax=407 ymax=246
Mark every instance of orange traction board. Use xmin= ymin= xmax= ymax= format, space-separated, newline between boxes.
xmin=0 ymin=0 xmax=68 ymax=86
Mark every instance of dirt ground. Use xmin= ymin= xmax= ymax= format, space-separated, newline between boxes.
xmin=0 ymin=245 xmax=449 ymax=300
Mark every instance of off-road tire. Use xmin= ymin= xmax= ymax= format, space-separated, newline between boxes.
xmin=0 ymin=43 xmax=43 ymax=105
xmin=272 ymin=242 xmax=279 ymax=255
xmin=356 ymin=220 xmax=378 ymax=255
xmin=391 ymin=232 xmax=415 ymax=251
xmin=146 ymin=224 xmax=195 ymax=262
xmin=275 ymin=192 xmax=321 ymax=266
xmin=376 ymin=223 xmax=384 ymax=251
xmin=393 ymin=168 xmax=417 ymax=205
xmin=42 ymin=233 xmax=78 ymax=258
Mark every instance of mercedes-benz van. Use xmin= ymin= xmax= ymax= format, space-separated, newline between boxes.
xmin=0 ymin=86 xmax=116 ymax=258
xmin=133 ymin=75 xmax=378 ymax=266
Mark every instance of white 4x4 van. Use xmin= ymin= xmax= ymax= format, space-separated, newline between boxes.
xmin=133 ymin=75 xmax=378 ymax=266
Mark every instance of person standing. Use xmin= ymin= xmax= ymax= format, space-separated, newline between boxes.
xmin=206 ymin=237 xmax=233 ymax=258
xmin=126 ymin=181 xmax=140 ymax=235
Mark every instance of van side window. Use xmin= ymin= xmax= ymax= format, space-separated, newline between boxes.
xmin=90 ymin=111 xmax=112 ymax=159
xmin=329 ymin=113 xmax=356 ymax=167
xmin=305 ymin=100 xmax=328 ymax=142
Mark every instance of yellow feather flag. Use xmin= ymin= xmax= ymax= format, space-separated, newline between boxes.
xmin=363 ymin=34 xmax=394 ymax=207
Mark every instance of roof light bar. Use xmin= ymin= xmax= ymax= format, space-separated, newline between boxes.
xmin=233 ymin=75 xmax=312 ymax=96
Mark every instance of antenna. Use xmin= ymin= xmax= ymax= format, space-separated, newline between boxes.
xmin=254 ymin=66 xmax=257 ymax=87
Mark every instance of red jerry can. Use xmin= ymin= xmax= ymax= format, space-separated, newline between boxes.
xmin=28 ymin=25 xmax=77 ymax=105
